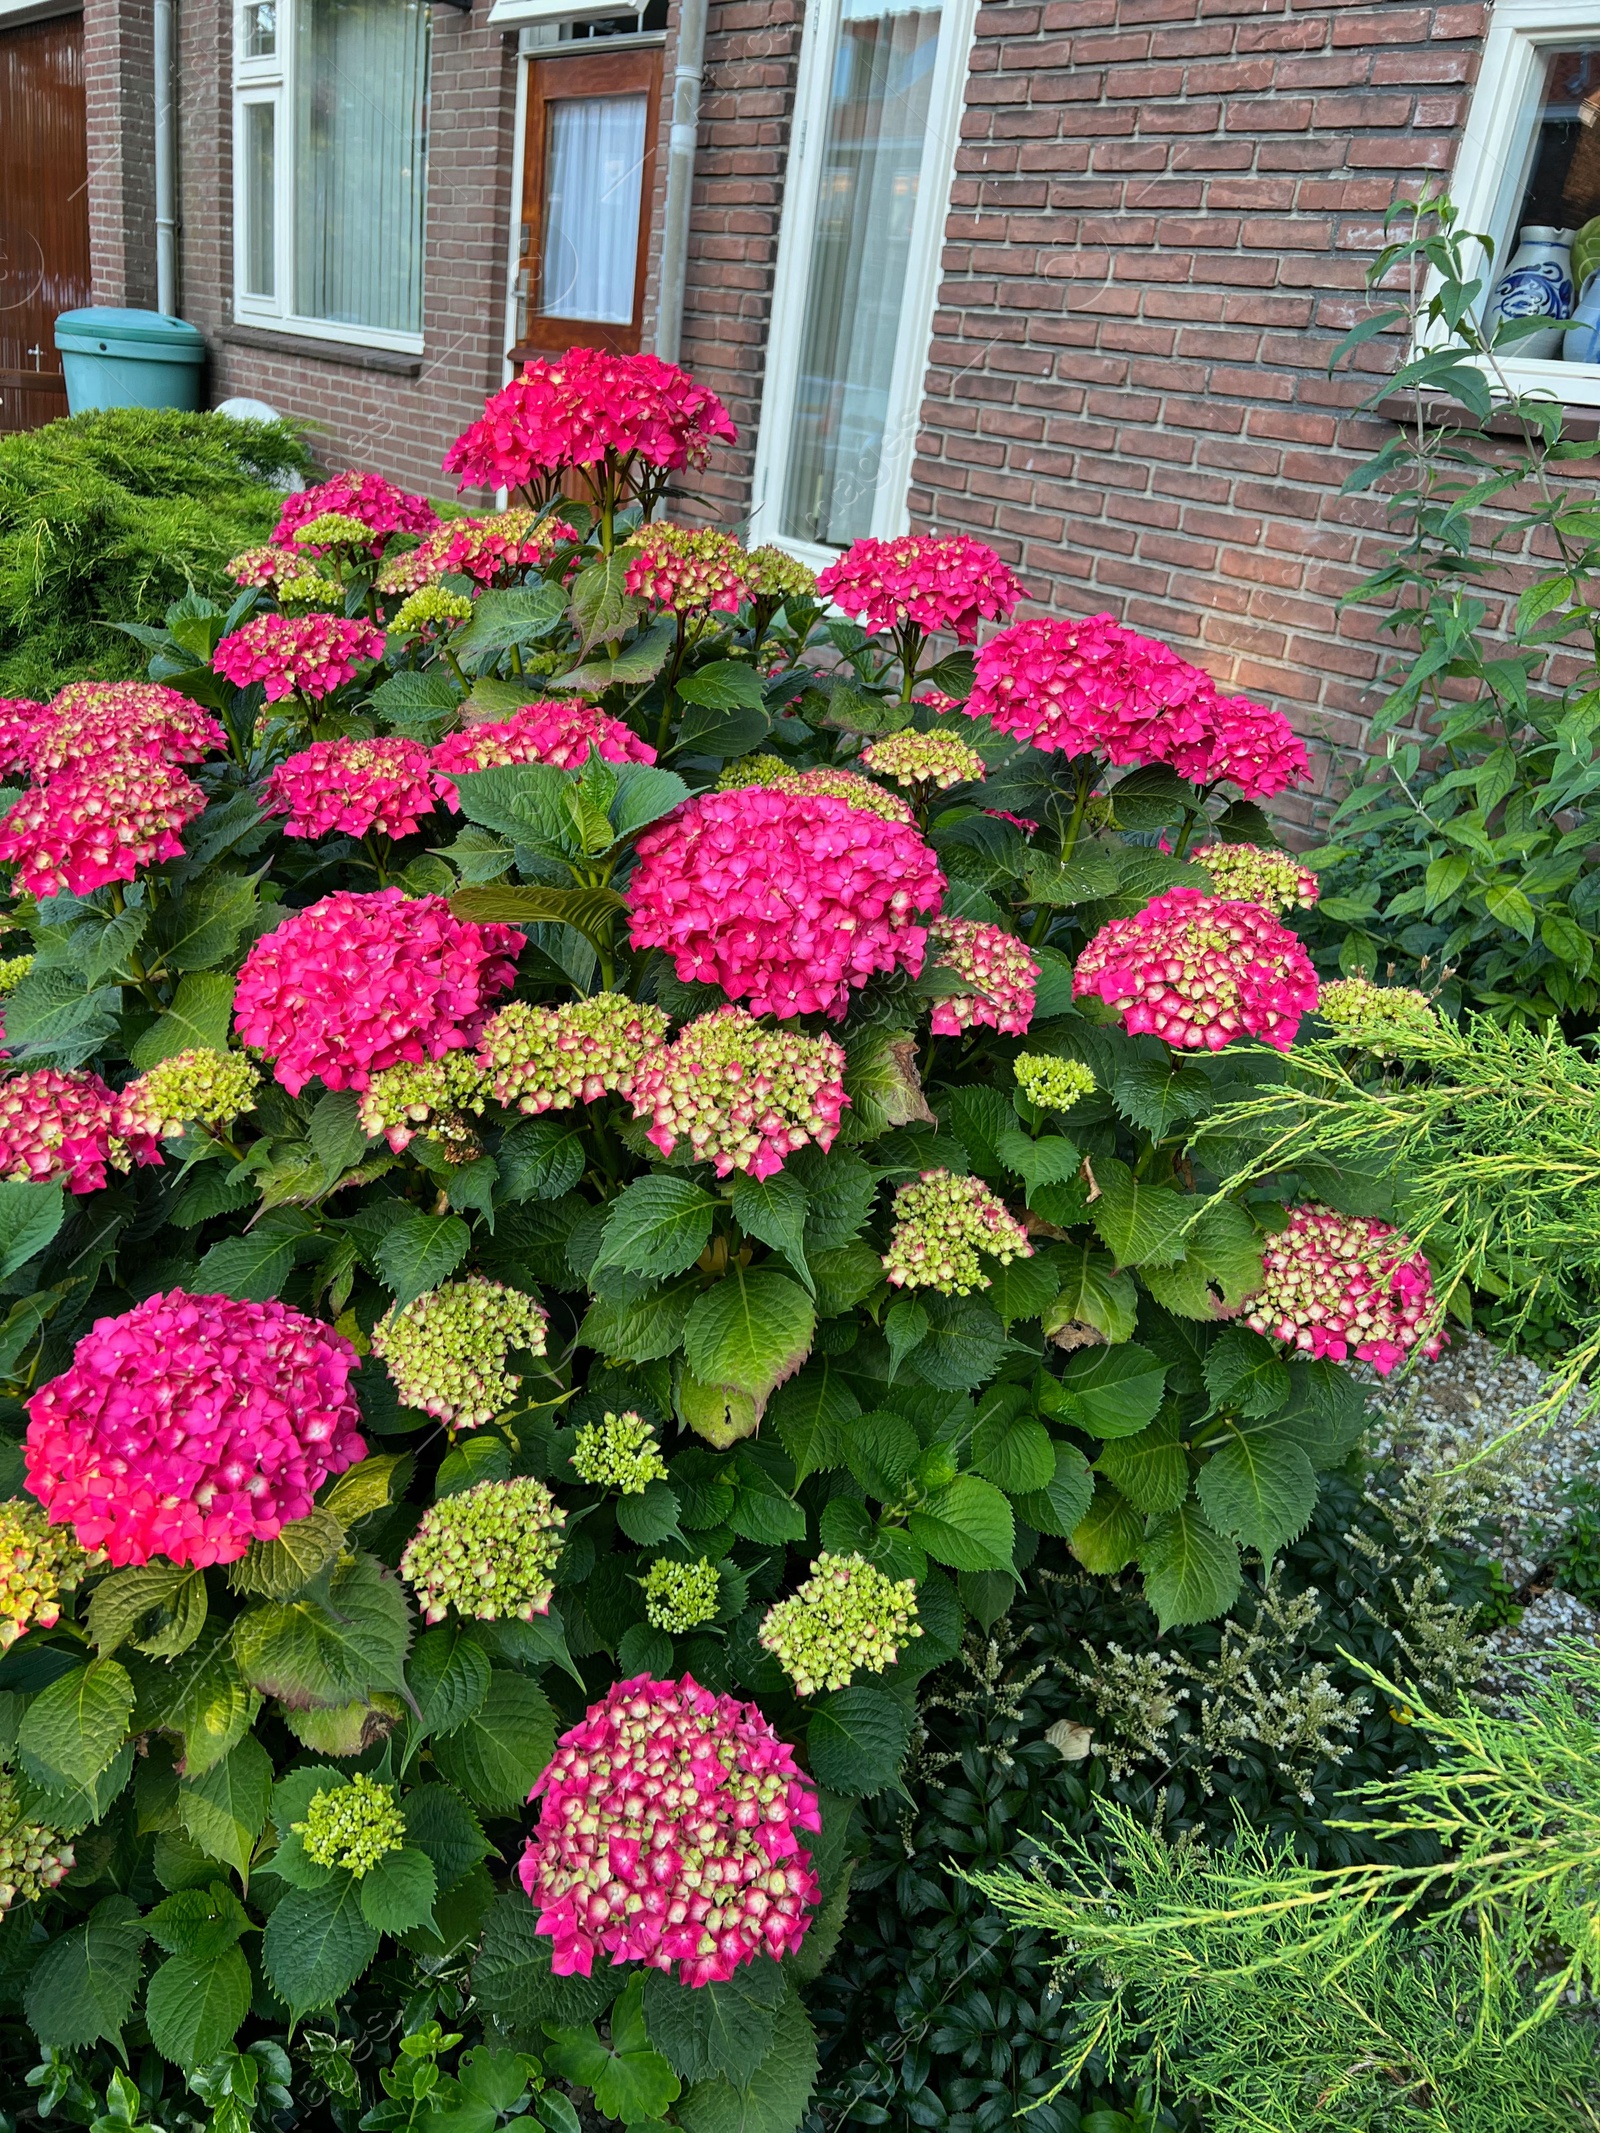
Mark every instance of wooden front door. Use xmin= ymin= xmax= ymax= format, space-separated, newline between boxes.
xmin=510 ymin=47 xmax=662 ymax=365
xmin=0 ymin=10 xmax=90 ymax=432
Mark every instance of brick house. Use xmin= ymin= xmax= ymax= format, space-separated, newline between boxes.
xmin=3 ymin=0 xmax=1595 ymax=797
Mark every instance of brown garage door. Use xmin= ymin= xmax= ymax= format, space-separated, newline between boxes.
xmin=0 ymin=10 xmax=90 ymax=433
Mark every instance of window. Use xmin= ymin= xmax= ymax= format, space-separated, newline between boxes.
xmin=233 ymin=0 xmax=430 ymax=351
xmin=751 ymin=0 xmax=976 ymax=560
xmin=1447 ymin=0 xmax=1600 ymax=405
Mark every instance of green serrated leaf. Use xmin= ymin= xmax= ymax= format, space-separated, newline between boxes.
xmin=642 ymin=1961 xmax=783 ymax=2085
xmin=262 ymin=1877 xmax=381 ymax=2014
xmin=0 ymin=1180 xmax=65 ymax=1277
xmin=1091 ymin=1159 xmax=1189 ymax=1268
xmin=432 ymin=1671 xmax=556 ymax=1812
xmin=129 ymin=973 xmax=236 ymax=1069
xmin=1095 ymin=1412 xmax=1190 ymax=1515
xmin=375 ymin=1211 xmax=472 ymax=1309
xmin=1139 ymin=1501 xmax=1243 ymax=1630
xmin=227 ymin=1506 xmax=345 ymax=1598
xmin=18 ymin=1659 xmax=133 ymax=1791
xmin=907 ymin=1475 xmax=1015 ymax=1572
xmin=1012 ymin=1441 xmax=1095 ymax=1540
xmin=1068 ymin=1475 xmax=1144 ymax=1574
xmin=1195 ymin=1421 xmax=1319 ymax=1558
xmin=135 ymin=1625 xmax=259 ymax=1777
xmin=597 ymin=1175 xmax=718 ymax=1279
xmin=231 ymin=1552 xmax=411 ymax=1708
xmin=145 ymin=1945 xmax=252 ymax=2068
xmin=359 ymin=1844 xmax=437 ymax=1935
xmin=675 ymin=1984 xmax=818 ymax=2133
xmin=24 ymin=1895 xmax=146 ymax=2049
xmin=729 ymin=1171 xmax=811 ymax=1288
xmin=178 ymin=1734 xmax=273 ymax=1879
xmin=683 ymin=1267 xmax=816 ymax=1401
xmin=805 ymin=1685 xmax=912 ymax=1796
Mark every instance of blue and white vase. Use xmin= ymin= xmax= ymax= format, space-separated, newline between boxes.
xmin=1487 ymin=226 xmax=1575 ymax=359
xmin=1566 ymin=271 xmax=1600 ymax=362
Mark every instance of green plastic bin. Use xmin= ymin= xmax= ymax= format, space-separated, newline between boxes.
xmin=54 ymin=307 xmax=206 ymax=414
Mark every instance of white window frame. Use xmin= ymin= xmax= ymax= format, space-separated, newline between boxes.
xmin=1441 ymin=0 xmax=1600 ymax=407
xmin=231 ymin=0 xmax=428 ymax=354
xmin=749 ymin=0 xmax=978 ymax=566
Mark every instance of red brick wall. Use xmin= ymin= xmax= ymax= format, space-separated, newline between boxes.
xmin=903 ymin=0 xmax=1485 ymax=812
xmin=84 ymin=0 xmax=159 ymax=309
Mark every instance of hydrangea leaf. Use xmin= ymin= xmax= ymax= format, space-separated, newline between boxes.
xmin=596 ymin=1176 xmax=718 ymax=1280
xmin=374 ymin=1212 xmax=471 ymax=1311
xmin=1139 ymin=1501 xmax=1244 ymax=1630
xmin=906 ymin=1475 xmax=1014 ymax=1573
xmin=642 ymin=1961 xmax=783 ymax=2085
xmin=806 ymin=1683 xmax=913 ymax=1796
xmin=407 ymin=1626 xmax=492 ymax=1740
xmin=1068 ymin=1475 xmax=1144 ymax=1574
xmin=18 ymin=1659 xmax=134 ymax=1792
xmin=1194 ymin=1421 xmax=1319 ymax=1559
xmin=676 ymin=1983 xmax=820 ymax=2133
xmin=128 ymin=972 xmax=236 ymax=1070
xmin=577 ymin=1275 xmax=698 ymax=1363
xmin=358 ymin=1844 xmax=437 ymax=1936
xmin=971 ymin=1410 xmax=1056 ymax=1495
xmin=843 ymin=1410 xmax=920 ymax=1502
xmin=767 ymin=1360 xmax=858 ymax=1483
xmin=684 ymin=1268 xmax=816 ymax=1401
xmin=177 ymin=1734 xmax=273 ymax=1879
xmin=133 ymin=1625 xmax=259 ymax=1778
xmin=262 ymin=1877 xmax=381 ymax=2014
xmin=472 ymin=1892 xmax=619 ymax=2029
xmin=402 ymin=1784 xmax=491 ymax=1897
xmin=145 ymin=1944 xmax=252 ymax=2068
xmin=729 ymin=1172 xmax=811 ymax=1290
xmin=1140 ymin=1200 xmax=1264 ymax=1320
xmin=1042 ymin=1242 xmax=1139 ymax=1348
xmin=23 ymin=1895 xmax=147 ymax=2050
xmin=0 ymin=1180 xmax=65 ymax=1277
xmin=431 ymin=1671 xmax=556 ymax=1813
xmin=231 ymin=1552 xmax=411 ymax=1708
xmin=1094 ymin=1413 xmax=1191 ymax=1517
xmin=1090 ymin=1159 xmax=1189 ymax=1269
xmin=1043 ymin=1341 xmax=1166 ymax=1440
xmin=226 ymin=1507 xmax=345 ymax=1599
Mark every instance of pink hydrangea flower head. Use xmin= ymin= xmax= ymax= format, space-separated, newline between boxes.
xmin=478 ymin=993 xmax=670 ymax=1115
xmin=0 ymin=758 xmax=206 ymax=899
xmin=629 ymin=1007 xmax=848 ymax=1179
xmin=1169 ymin=691 xmax=1311 ymax=800
xmin=927 ymin=919 xmax=1038 ymax=1036
xmin=0 ymin=1069 xmax=161 ymax=1193
xmin=374 ymin=526 xmax=457 ymax=596
xmin=226 ymin=544 xmax=293 ymax=588
xmin=437 ymin=509 xmax=580 ymax=585
xmin=518 ymin=1674 xmax=822 ymax=1984
xmin=1073 ymin=885 xmax=1318 ymax=1053
xmin=967 ymin=612 xmax=1215 ymax=766
xmin=624 ymin=523 xmax=749 ymax=615
xmin=0 ymin=701 xmax=45 ymax=779
xmin=233 ymin=887 xmax=523 ymax=1094
xmin=1191 ymin=840 xmax=1318 ymax=914
xmin=432 ymin=699 xmax=656 ymax=807
xmin=627 ymin=786 xmax=946 ymax=1019
xmin=213 ymin=612 xmax=387 ymax=703
xmin=444 ymin=351 xmax=738 ymax=496
xmin=272 ymin=471 xmax=439 ymax=553
xmin=815 ymin=535 xmax=1027 ymax=644
xmin=29 ymin=683 xmax=225 ymax=777
xmin=264 ymin=736 xmax=441 ymax=841
xmin=1244 ymin=1203 xmax=1444 ymax=1376
xmin=24 ymin=1290 xmax=365 ymax=1566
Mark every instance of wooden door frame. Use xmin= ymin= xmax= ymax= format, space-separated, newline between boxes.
xmin=509 ymin=44 xmax=662 ymax=364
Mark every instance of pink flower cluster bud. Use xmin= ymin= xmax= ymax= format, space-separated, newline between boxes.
xmin=25 ymin=1290 xmax=365 ymax=1566
xmin=624 ymin=524 xmax=749 ymax=615
xmin=1190 ymin=840 xmax=1319 ymax=914
xmin=1073 ymin=886 xmax=1318 ymax=1054
xmin=264 ymin=735 xmax=441 ymax=841
xmin=0 ymin=757 xmax=207 ymax=899
xmin=927 ymin=919 xmax=1038 ymax=1037
xmin=213 ymin=612 xmax=387 ymax=703
xmin=518 ymin=1674 xmax=822 ymax=1984
xmin=0 ymin=1497 xmax=95 ymax=1650
xmin=233 ymin=887 xmax=523 ymax=1094
xmin=0 ymin=701 xmax=44 ymax=777
xmin=357 ymin=1052 xmax=486 ymax=1152
xmin=478 ymin=992 xmax=670 ymax=1115
xmin=862 ymin=729 xmax=987 ymax=791
xmin=882 ymin=1169 xmax=1032 ymax=1295
xmin=227 ymin=544 xmax=298 ymax=588
xmin=374 ymin=526 xmax=457 ymax=596
xmin=0 ymin=1068 xmax=161 ymax=1192
xmin=815 ymin=535 xmax=1027 ymax=643
xmin=445 ymin=352 xmax=738 ymax=497
xmin=432 ymin=698 xmax=656 ymax=807
xmin=630 ymin=1006 xmax=848 ymax=1180
xmin=627 ymin=787 xmax=946 ymax=1019
xmin=967 ymin=614 xmax=1309 ymax=799
xmin=1244 ymin=1202 xmax=1444 ymax=1377
xmin=272 ymin=471 xmax=439 ymax=552
xmin=436 ymin=508 xmax=580 ymax=585
xmin=30 ymin=682 xmax=226 ymax=777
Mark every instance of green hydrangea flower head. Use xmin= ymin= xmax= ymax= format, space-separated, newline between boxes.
xmin=357 ymin=1051 xmax=486 ymax=1153
xmin=716 ymin=752 xmax=790 ymax=792
xmin=372 ymin=1276 xmax=547 ymax=1429
xmin=0 ymin=956 xmax=32 ymax=996
xmin=570 ymin=1410 xmax=669 ymax=1495
xmin=759 ymin=1552 xmax=922 ymax=1696
xmin=392 ymin=585 xmax=474 ymax=635
xmin=0 ymin=1497 xmax=94 ymax=1650
xmin=291 ymin=511 xmax=378 ymax=553
xmin=0 ymin=1765 xmax=73 ymax=1911
xmin=1191 ymin=840 xmax=1318 ymax=915
xmin=118 ymin=1047 xmax=261 ymax=1141
xmin=861 ymin=729 xmax=987 ymax=791
xmin=1319 ymin=975 xmax=1440 ymax=1053
xmin=478 ymin=993 xmax=670 ymax=1117
xmin=1013 ymin=1053 xmax=1096 ymax=1112
xmin=882 ymin=1168 xmax=1032 ymax=1295
xmin=745 ymin=546 xmax=818 ymax=606
xmin=275 ymin=570 xmax=345 ymax=609
xmin=295 ymin=1771 xmax=406 ymax=1877
xmin=400 ymin=1475 xmax=566 ymax=1624
xmin=640 ymin=1556 xmax=721 ymax=1632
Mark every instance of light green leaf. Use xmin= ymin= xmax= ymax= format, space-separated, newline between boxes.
xmin=129 ymin=973 xmax=236 ymax=1069
xmin=145 ymin=1881 xmax=249 ymax=1958
xmin=607 ymin=763 xmax=693 ymax=841
xmin=1096 ymin=1412 xmax=1190 ymax=1516
xmin=567 ymin=552 xmax=640 ymax=654
xmin=907 ymin=1475 xmax=1014 ymax=1573
xmin=375 ymin=1212 xmax=471 ymax=1309
xmin=0 ymin=1181 xmax=65 ymax=1277
xmin=971 ymin=1407 xmax=1055 ymax=1495
xmin=1195 ymin=1422 xmax=1318 ymax=1558
xmin=675 ymin=660 xmax=766 ymax=712
xmin=262 ymin=1878 xmax=381 ymax=2014
xmin=1 ymin=969 xmax=121 ymax=1064
xmin=1090 ymin=1159 xmax=1189 ymax=1268
xmin=137 ymin=1625 xmax=259 ymax=1777
xmin=683 ymin=1267 xmax=816 ymax=1400
xmin=432 ymin=1671 xmax=556 ymax=1813
xmin=145 ymin=1945 xmax=251 ymax=2068
xmin=227 ymin=1506 xmax=345 ymax=1598
xmin=1139 ymin=1501 xmax=1243 ymax=1630
xmin=1012 ymin=1441 xmax=1095 ymax=1540
xmin=729 ymin=1172 xmax=811 ymax=1288
xmin=453 ymin=583 xmax=568 ymax=657
xmin=884 ymin=1297 xmax=929 ymax=1379
xmin=18 ymin=1659 xmax=134 ymax=1792
xmin=319 ymin=1451 xmax=407 ymax=1525
xmin=178 ymin=1734 xmax=273 ymax=1879
xmin=1042 ymin=1242 xmax=1138 ymax=1346
xmin=1068 ymin=1476 xmax=1144 ymax=1574
xmin=576 ymin=1275 xmax=698 ymax=1362
xmin=231 ymin=1552 xmax=411 ymax=1708
xmin=1044 ymin=1341 xmax=1166 ymax=1440
xmin=596 ymin=1175 xmax=717 ymax=1279
xmin=449 ymin=884 xmax=624 ymax=948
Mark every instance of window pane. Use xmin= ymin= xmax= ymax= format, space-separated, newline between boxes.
xmin=780 ymin=0 xmax=943 ymax=546
xmin=293 ymin=0 xmax=429 ymax=334
xmin=243 ymin=2 xmax=277 ymax=58
xmin=243 ymin=101 xmax=275 ymax=297
xmin=539 ymin=94 xmax=647 ymax=323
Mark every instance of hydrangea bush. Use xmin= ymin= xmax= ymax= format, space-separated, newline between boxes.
xmin=0 ymin=345 xmax=1431 ymax=2121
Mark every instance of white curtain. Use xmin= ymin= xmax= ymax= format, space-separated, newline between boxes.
xmin=294 ymin=0 xmax=430 ymax=334
xmin=540 ymin=94 xmax=648 ymax=324
xmin=781 ymin=1 xmax=944 ymax=545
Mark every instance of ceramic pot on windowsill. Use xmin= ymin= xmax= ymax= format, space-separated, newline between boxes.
xmin=1487 ymin=225 xmax=1575 ymax=360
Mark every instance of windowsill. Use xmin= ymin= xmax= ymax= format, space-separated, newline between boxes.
xmin=1375 ymin=391 xmax=1600 ymax=444
xmin=220 ymin=324 xmax=424 ymax=377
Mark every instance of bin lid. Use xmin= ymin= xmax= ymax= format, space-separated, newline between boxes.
xmin=54 ymin=308 xmax=206 ymax=356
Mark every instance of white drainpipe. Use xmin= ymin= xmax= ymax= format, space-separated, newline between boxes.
xmin=653 ymin=0 xmax=707 ymax=366
xmin=154 ymin=0 xmax=178 ymax=315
